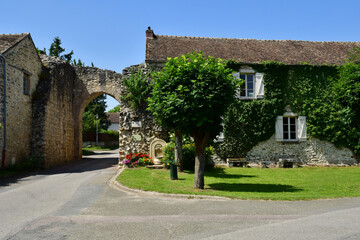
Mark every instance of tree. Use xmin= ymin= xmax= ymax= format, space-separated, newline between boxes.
xmin=108 ymin=105 xmax=121 ymax=113
xmin=83 ymin=95 xmax=111 ymax=133
xmin=49 ymin=37 xmax=74 ymax=62
xmin=148 ymin=52 xmax=239 ymax=189
xmin=122 ymin=69 xmax=151 ymax=110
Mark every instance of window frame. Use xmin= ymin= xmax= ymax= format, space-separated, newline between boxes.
xmin=23 ymin=72 xmax=31 ymax=95
xmin=239 ymin=73 xmax=255 ymax=98
xmin=282 ymin=116 xmax=297 ymax=141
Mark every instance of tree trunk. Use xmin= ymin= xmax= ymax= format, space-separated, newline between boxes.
xmin=193 ymin=131 xmax=210 ymax=189
xmin=174 ymin=129 xmax=183 ymax=172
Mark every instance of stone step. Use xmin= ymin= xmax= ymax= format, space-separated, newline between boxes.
xmin=146 ymin=165 xmax=165 ymax=169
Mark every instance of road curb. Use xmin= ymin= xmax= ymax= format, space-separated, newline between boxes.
xmin=108 ymin=167 xmax=231 ymax=201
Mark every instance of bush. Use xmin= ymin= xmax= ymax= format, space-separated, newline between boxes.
xmin=162 ymin=142 xmax=214 ymax=170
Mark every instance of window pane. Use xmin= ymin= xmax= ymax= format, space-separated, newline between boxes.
xmin=283 ymin=132 xmax=288 ymax=139
xmin=290 ymin=132 xmax=296 ymax=139
xmin=240 ymin=74 xmax=245 ymax=80
xmin=248 ymin=89 xmax=254 ymax=97
xmin=247 ymin=75 xmax=253 ymax=81
xmin=290 ymin=125 xmax=296 ymax=132
xmin=283 ymin=118 xmax=288 ymax=124
xmin=290 ymin=117 xmax=296 ymax=124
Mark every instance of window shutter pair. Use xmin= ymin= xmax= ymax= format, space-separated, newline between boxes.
xmin=275 ymin=116 xmax=307 ymax=142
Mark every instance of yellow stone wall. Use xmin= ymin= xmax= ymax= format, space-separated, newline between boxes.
xmin=0 ymin=35 xmax=42 ymax=165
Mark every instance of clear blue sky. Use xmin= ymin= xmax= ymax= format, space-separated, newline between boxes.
xmin=2 ymin=0 xmax=360 ymax=111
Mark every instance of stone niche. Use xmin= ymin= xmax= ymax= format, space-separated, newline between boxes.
xmin=150 ymin=139 xmax=167 ymax=165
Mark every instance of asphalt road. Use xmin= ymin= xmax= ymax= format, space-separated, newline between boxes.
xmin=0 ymin=150 xmax=359 ymax=240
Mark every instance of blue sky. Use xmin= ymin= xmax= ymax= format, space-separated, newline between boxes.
xmin=1 ymin=0 xmax=360 ymax=110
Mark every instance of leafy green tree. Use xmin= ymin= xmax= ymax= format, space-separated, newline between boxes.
xmin=49 ymin=37 xmax=74 ymax=62
xmin=108 ymin=105 xmax=121 ymax=113
xmin=148 ymin=52 xmax=239 ymax=189
xmin=122 ymin=69 xmax=151 ymax=110
xmin=82 ymin=95 xmax=111 ymax=133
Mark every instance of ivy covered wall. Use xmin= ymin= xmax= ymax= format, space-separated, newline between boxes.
xmin=215 ymin=61 xmax=360 ymax=163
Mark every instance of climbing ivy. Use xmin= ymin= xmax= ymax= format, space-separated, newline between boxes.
xmin=216 ymin=59 xmax=360 ymax=159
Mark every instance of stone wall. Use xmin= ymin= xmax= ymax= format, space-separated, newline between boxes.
xmin=246 ymin=135 xmax=357 ymax=167
xmin=118 ymin=65 xmax=168 ymax=160
xmin=35 ymin=55 xmax=76 ymax=167
xmin=0 ymin=35 xmax=42 ymax=165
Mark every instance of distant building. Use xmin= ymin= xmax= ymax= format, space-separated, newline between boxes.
xmin=107 ymin=112 xmax=120 ymax=132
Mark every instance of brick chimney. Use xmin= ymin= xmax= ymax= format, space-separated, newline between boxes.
xmin=146 ymin=26 xmax=155 ymax=38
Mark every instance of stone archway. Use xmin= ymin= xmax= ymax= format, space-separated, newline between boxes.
xmin=31 ymin=57 xmax=165 ymax=167
xmin=72 ymin=66 xmax=124 ymax=161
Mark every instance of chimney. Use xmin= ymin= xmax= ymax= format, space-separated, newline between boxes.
xmin=146 ymin=26 xmax=155 ymax=38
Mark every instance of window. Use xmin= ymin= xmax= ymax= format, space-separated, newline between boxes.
xmin=283 ymin=117 xmax=296 ymax=140
xmin=275 ymin=115 xmax=307 ymax=142
xmin=233 ymin=70 xmax=264 ymax=99
xmin=23 ymin=73 xmax=30 ymax=95
xmin=240 ymin=74 xmax=254 ymax=97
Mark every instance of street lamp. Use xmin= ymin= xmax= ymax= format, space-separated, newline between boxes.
xmin=96 ymin=114 xmax=99 ymax=146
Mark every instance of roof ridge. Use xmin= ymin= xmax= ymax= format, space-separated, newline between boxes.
xmin=155 ymin=34 xmax=360 ymax=44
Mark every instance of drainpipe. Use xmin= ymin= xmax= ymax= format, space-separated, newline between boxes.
xmin=0 ymin=54 xmax=6 ymax=169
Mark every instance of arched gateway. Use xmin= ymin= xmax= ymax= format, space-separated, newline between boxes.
xmin=31 ymin=55 xmax=164 ymax=167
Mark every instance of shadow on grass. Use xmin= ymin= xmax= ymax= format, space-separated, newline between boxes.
xmin=208 ymin=183 xmax=302 ymax=193
xmin=205 ymin=167 xmax=256 ymax=179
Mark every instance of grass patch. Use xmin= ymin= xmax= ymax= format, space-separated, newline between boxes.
xmin=82 ymin=149 xmax=96 ymax=156
xmin=83 ymin=145 xmax=118 ymax=151
xmin=117 ymin=166 xmax=360 ymax=200
xmin=0 ymin=156 xmax=43 ymax=179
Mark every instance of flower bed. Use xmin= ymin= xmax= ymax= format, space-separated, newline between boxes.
xmin=120 ymin=152 xmax=153 ymax=168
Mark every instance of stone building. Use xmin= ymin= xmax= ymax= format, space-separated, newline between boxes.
xmin=0 ymin=33 xmax=43 ymax=166
xmin=0 ymin=28 xmax=358 ymax=168
xmin=145 ymin=27 xmax=360 ymax=166
xmin=0 ymin=33 xmax=160 ymax=168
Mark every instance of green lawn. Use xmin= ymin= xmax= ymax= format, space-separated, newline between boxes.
xmin=83 ymin=145 xmax=118 ymax=151
xmin=117 ymin=166 xmax=360 ymax=200
xmin=82 ymin=145 xmax=118 ymax=155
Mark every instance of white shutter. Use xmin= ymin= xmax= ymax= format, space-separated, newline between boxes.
xmin=297 ymin=116 xmax=307 ymax=141
xmin=255 ymin=73 xmax=264 ymax=99
xmin=275 ymin=116 xmax=283 ymax=141
xmin=233 ymin=72 xmax=240 ymax=99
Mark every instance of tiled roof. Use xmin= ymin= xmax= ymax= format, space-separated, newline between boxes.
xmin=107 ymin=112 xmax=119 ymax=123
xmin=0 ymin=33 xmax=29 ymax=54
xmin=146 ymin=31 xmax=360 ymax=66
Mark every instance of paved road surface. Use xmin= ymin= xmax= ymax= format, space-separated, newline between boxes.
xmin=0 ymin=150 xmax=359 ymax=239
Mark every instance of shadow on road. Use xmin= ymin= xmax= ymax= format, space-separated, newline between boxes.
xmin=0 ymin=150 xmax=119 ymax=187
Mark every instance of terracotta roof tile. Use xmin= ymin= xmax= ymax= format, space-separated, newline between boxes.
xmin=146 ymin=33 xmax=360 ymax=66
xmin=107 ymin=112 xmax=119 ymax=123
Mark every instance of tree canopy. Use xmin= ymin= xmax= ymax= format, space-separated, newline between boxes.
xmin=82 ymin=95 xmax=111 ymax=133
xmin=148 ymin=52 xmax=239 ymax=188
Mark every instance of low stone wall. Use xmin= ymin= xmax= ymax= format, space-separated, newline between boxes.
xmin=245 ymin=135 xmax=357 ymax=167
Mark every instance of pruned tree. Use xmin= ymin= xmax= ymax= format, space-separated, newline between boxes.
xmin=148 ymin=52 xmax=239 ymax=188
